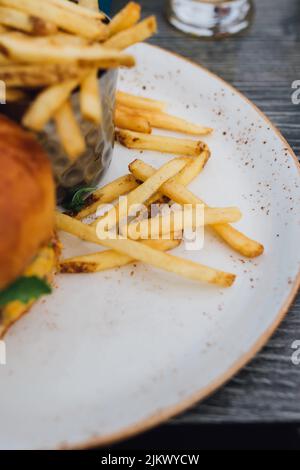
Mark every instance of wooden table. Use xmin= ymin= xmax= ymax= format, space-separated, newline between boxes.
xmin=112 ymin=0 xmax=300 ymax=424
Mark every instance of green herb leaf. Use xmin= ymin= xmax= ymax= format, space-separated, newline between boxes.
xmin=63 ymin=187 xmax=96 ymax=213
xmin=0 ymin=276 xmax=52 ymax=308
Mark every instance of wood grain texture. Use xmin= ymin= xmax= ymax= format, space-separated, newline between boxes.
xmin=112 ymin=0 xmax=300 ymax=423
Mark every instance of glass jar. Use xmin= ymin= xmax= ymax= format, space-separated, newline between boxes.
xmin=167 ymin=0 xmax=253 ymax=38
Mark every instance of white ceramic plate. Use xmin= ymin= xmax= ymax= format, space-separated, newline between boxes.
xmin=0 ymin=44 xmax=299 ymax=450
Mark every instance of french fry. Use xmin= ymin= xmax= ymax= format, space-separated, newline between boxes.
xmin=56 ymin=212 xmax=236 ymax=287
xmin=76 ymin=175 xmax=140 ymax=220
xmin=128 ymin=160 xmax=212 ymax=208
xmin=0 ymin=23 xmax=8 ymax=33
xmin=120 ymin=107 xmax=213 ymax=136
xmin=116 ymin=91 xmax=166 ymax=112
xmin=116 ymin=129 xmax=205 ymax=156
xmin=50 ymin=0 xmax=104 ymax=19
xmin=0 ymin=55 xmax=10 ymax=65
xmin=22 ymin=79 xmax=79 ymax=131
xmin=109 ymin=2 xmax=141 ymax=36
xmin=5 ymin=88 xmax=27 ymax=102
xmin=80 ymin=69 xmax=102 ymax=125
xmin=125 ymin=207 xmax=242 ymax=240
xmin=208 ymin=224 xmax=264 ymax=258
xmin=59 ymin=239 xmax=181 ymax=274
xmin=0 ymin=33 xmax=135 ymax=67
xmin=92 ymin=159 xmax=188 ymax=229
xmin=174 ymin=148 xmax=210 ymax=186
xmin=115 ymin=107 xmax=151 ymax=134
xmin=0 ymin=64 xmax=85 ymax=88
xmin=146 ymin=150 xmax=211 ymax=207
xmin=0 ymin=6 xmax=57 ymax=35
xmin=0 ymin=0 xmax=108 ymax=40
xmin=0 ymin=49 xmax=13 ymax=64
xmin=78 ymin=0 xmax=100 ymax=12
xmin=104 ymin=16 xmax=157 ymax=50
xmin=129 ymin=160 xmax=264 ymax=258
xmin=54 ymin=99 xmax=86 ymax=161
xmin=46 ymin=32 xmax=90 ymax=46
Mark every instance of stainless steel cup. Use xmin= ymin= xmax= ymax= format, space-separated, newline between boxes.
xmin=40 ymin=69 xmax=118 ymax=204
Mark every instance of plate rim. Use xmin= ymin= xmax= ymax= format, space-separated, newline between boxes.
xmin=62 ymin=43 xmax=300 ymax=450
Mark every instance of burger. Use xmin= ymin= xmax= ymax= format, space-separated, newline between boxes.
xmin=0 ymin=115 xmax=57 ymax=338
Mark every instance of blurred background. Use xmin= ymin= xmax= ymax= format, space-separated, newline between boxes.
xmin=100 ymin=0 xmax=112 ymax=14
xmin=104 ymin=0 xmax=254 ymax=37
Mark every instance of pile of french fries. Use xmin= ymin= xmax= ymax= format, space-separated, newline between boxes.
xmin=0 ymin=0 xmax=264 ymax=287
xmin=114 ymin=90 xmax=213 ymax=138
xmin=56 ymin=92 xmax=264 ymax=287
xmin=0 ymin=0 xmax=157 ymax=160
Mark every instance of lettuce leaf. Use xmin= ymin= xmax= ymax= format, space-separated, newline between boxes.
xmin=63 ymin=187 xmax=96 ymax=213
xmin=0 ymin=276 xmax=52 ymax=308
